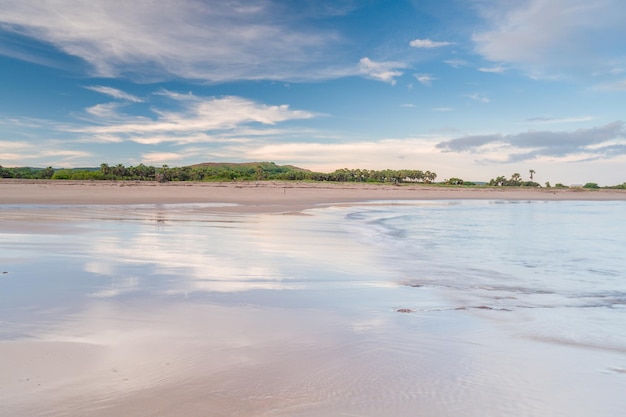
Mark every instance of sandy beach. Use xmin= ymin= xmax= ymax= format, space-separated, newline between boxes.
xmin=2 ymin=180 xmax=625 ymax=211
xmin=2 ymin=180 xmax=626 ymax=417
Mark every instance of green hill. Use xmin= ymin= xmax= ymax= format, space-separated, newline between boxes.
xmin=188 ymin=161 xmax=310 ymax=173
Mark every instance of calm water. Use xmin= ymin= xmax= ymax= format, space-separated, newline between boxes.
xmin=1 ymin=200 xmax=625 ymax=416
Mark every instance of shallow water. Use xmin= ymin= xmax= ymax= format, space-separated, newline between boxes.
xmin=1 ymin=201 xmax=625 ymax=416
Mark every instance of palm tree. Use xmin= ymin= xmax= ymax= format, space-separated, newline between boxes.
xmin=100 ymin=163 xmax=110 ymax=176
xmin=156 ymin=164 xmax=170 ymax=183
xmin=529 ymin=169 xmax=535 ymax=181
xmin=254 ymin=165 xmax=264 ymax=181
xmin=424 ymin=171 xmax=437 ymax=183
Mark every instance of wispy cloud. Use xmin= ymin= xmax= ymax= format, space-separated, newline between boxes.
xmin=0 ymin=139 xmax=92 ymax=165
xmin=85 ymin=86 xmax=143 ymax=102
xmin=409 ymin=39 xmax=453 ymax=48
xmin=525 ymin=116 xmax=596 ymax=124
xmin=595 ymin=79 xmax=626 ymax=91
xmin=479 ymin=66 xmax=506 ymax=73
xmin=85 ymin=102 xmax=128 ymax=119
xmin=0 ymin=140 xmax=32 ymax=151
xmin=0 ymin=119 xmax=98 ymax=165
xmin=358 ymin=57 xmax=404 ymax=85
xmin=436 ymin=121 xmax=626 ymax=162
xmin=141 ymin=152 xmax=185 ymax=164
xmin=71 ymin=91 xmax=317 ymax=145
xmin=0 ymin=0 xmax=350 ymax=82
xmin=444 ymin=59 xmax=469 ymax=68
xmin=2 ymin=88 xmax=319 ymax=167
xmin=472 ymin=0 xmax=626 ymax=78
xmin=414 ymin=73 xmax=436 ymax=86
xmin=467 ymin=93 xmax=490 ymax=103
xmin=0 ymin=140 xmax=33 ymax=161
xmin=41 ymin=149 xmax=92 ymax=159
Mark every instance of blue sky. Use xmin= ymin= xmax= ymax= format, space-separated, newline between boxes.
xmin=1 ymin=0 xmax=625 ymax=185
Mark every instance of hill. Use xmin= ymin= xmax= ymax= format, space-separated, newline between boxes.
xmin=188 ymin=161 xmax=311 ymax=173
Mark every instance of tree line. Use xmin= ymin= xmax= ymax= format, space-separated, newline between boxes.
xmin=488 ymin=172 xmax=540 ymax=187
xmin=0 ymin=163 xmax=437 ymax=184
xmin=487 ymin=172 xmax=626 ymax=189
xmin=3 ymin=163 xmax=625 ymax=188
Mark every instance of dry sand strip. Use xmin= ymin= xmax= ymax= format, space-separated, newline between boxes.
xmin=1 ymin=180 xmax=625 ymax=213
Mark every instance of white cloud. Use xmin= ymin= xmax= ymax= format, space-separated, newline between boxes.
xmin=234 ymin=137 xmax=443 ymax=171
xmin=0 ymin=140 xmax=32 ymax=151
xmin=76 ymin=134 xmax=124 ymax=144
xmin=1 ymin=90 xmax=321 ymax=168
xmin=2 ymin=89 xmax=319 ymax=167
xmin=358 ymin=57 xmax=404 ymax=85
xmin=409 ymin=39 xmax=453 ymax=48
xmin=0 ymin=0 xmax=352 ymax=82
xmin=479 ymin=66 xmax=506 ymax=73
xmin=467 ymin=93 xmax=490 ymax=103
xmin=414 ymin=73 xmax=436 ymax=86
xmin=525 ymin=116 xmax=596 ymax=125
xmin=0 ymin=116 xmax=59 ymax=130
xmin=472 ymin=0 xmax=626 ymax=77
xmin=85 ymin=102 xmax=126 ymax=119
xmin=73 ymin=93 xmax=316 ymax=143
xmin=41 ymin=149 xmax=92 ymax=158
xmin=85 ymin=86 xmax=143 ymax=102
xmin=433 ymin=107 xmax=453 ymax=112
xmin=141 ymin=152 xmax=184 ymax=164
xmin=2 ymin=149 xmax=85 ymax=165
xmin=0 ymin=138 xmax=93 ymax=165
xmin=444 ymin=59 xmax=469 ymax=68
xmin=0 ymin=152 xmax=25 ymax=161
xmin=595 ymin=79 xmax=626 ymax=91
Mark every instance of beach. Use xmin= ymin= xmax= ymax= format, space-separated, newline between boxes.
xmin=2 ymin=180 xmax=625 ymax=211
xmin=1 ymin=180 xmax=626 ymax=417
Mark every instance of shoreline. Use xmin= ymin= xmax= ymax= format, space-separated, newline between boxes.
xmin=2 ymin=180 xmax=626 ymax=416
xmin=1 ymin=179 xmax=625 ymax=213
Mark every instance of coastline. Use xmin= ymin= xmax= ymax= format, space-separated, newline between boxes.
xmin=2 ymin=180 xmax=625 ymax=213
xmin=2 ymin=180 xmax=626 ymax=416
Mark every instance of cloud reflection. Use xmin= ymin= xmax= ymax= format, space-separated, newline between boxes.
xmin=78 ymin=206 xmax=388 ymax=297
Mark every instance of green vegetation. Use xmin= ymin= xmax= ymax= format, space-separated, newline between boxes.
xmin=1 ymin=163 xmax=623 ymax=189
xmin=0 ymin=162 xmax=437 ymax=184
xmin=51 ymin=169 xmax=105 ymax=180
xmin=488 ymin=173 xmax=540 ymax=187
xmin=0 ymin=165 xmax=56 ymax=179
xmin=446 ymin=177 xmax=464 ymax=185
xmin=307 ymin=168 xmax=437 ymax=183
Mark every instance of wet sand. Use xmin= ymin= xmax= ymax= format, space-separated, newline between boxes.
xmin=2 ymin=180 xmax=626 ymax=416
xmin=1 ymin=179 xmax=625 ymax=212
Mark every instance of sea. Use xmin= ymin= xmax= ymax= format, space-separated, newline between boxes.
xmin=1 ymin=200 xmax=625 ymax=416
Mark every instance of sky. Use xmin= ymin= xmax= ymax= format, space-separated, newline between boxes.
xmin=0 ymin=0 xmax=625 ymax=185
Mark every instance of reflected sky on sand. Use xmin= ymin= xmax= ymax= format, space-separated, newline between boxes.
xmin=2 ymin=204 xmax=396 ymax=300
xmin=1 ymin=202 xmax=625 ymax=417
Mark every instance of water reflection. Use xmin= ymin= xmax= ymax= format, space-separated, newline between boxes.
xmin=1 ymin=202 xmax=625 ymax=417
